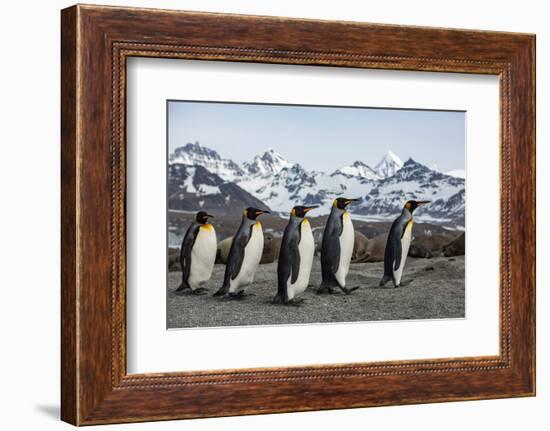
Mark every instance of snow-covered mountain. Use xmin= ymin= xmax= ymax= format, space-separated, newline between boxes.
xmin=374 ymin=150 xmax=403 ymax=178
xmin=169 ymin=142 xmax=245 ymax=181
xmin=242 ymin=148 xmax=292 ymax=177
xmin=168 ymin=143 xmax=465 ymax=227
xmin=352 ymin=158 xmax=465 ymax=226
xmin=168 ymin=163 xmax=269 ymax=213
xmin=333 ymin=161 xmax=381 ymax=180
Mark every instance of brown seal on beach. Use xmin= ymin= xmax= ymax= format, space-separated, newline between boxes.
xmin=408 ymin=243 xmax=433 ymax=258
xmin=351 ymin=231 xmax=370 ymax=263
xmin=260 ymin=232 xmax=281 ymax=264
xmin=216 ymin=233 xmax=281 ymax=264
xmin=411 ymin=233 xmax=455 ymax=256
xmin=364 ymin=234 xmax=387 ymax=262
xmin=443 ymin=232 xmax=465 ymax=257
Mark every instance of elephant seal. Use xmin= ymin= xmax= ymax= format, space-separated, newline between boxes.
xmin=351 ymin=231 xmax=370 ymax=263
xmin=216 ymin=232 xmax=281 ymax=265
xmin=411 ymin=233 xmax=455 ymax=256
xmin=364 ymin=234 xmax=387 ymax=262
xmin=408 ymin=243 xmax=433 ymax=258
xmin=260 ymin=232 xmax=281 ymax=264
xmin=443 ymin=232 xmax=465 ymax=257
xmin=216 ymin=236 xmax=233 ymax=264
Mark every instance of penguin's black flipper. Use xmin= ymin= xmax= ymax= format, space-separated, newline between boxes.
xmin=214 ymin=227 xmax=252 ymax=296
xmin=179 ymin=223 xmax=200 ymax=290
xmin=228 ymin=227 xmax=253 ymax=280
xmin=320 ymin=233 xmax=341 ymax=281
xmin=382 ymin=219 xmax=403 ymax=280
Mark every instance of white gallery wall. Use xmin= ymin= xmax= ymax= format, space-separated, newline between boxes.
xmin=0 ymin=0 xmax=547 ymax=430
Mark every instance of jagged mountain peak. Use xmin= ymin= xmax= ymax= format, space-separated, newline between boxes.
xmin=244 ymin=148 xmax=292 ymax=176
xmin=169 ymin=141 xmax=244 ymax=181
xmin=172 ymin=141 xmax=220 ymax=160
xmin=404 ymin=157 xmax=417 ymax=165
xmin=381 ymin=150 xmax=403 ymax=165
xmin=333 ymin=160 xmax=380 ymax=180
xmin=374 ymin=150 xmax=404 ymax=178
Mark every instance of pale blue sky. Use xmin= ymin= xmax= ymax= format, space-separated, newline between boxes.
xmin=168 ymin=101 xmax=465 ymax=172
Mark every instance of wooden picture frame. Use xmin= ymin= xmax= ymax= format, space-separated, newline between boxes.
xmin=61 ymin=4 xmax=535 ymax=425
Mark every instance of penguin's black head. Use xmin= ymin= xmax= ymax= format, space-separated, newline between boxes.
xmin=404 ymin=200 xmax=431 ymax=213
xmin=244 ymin=207 xmax=270 ymax=220
xmin=333 ymin=197 xmax=359 ymax=210
xmin=195 ymin=211 xmax=214 ymax=224
xmin=291 ymin=205 xmax=318 ymax=218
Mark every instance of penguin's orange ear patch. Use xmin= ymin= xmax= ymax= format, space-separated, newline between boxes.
xmin=405 ymin=202 xmax=411 ymax=210
xmin=291 ymin=208 xmax=296 ymax=217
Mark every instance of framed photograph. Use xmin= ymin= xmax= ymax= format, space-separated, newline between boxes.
xmin=61 ymin=4 xmax=535 ymax=425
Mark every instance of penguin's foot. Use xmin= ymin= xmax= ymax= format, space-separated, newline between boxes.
xmin=213 ymin=287 xmax=228 ymax=297
xmin=378 ymin=275 xmax=392 ymax=288
xmin=228 ymin=291 xmax=254 ymax=300
xmin=191 ymin=287 xmax=209 ymax=295
xmin=272 ymin=295 xmax=287 ymax=305
xmin=174 ymin=284 xmax=190 ymax=295
xmin=340 ymin=286 xmax=360 ymax=294
xmin=316 ymin=286 xmax=338 ymax=295
xmin=288 ymin=298 xmax=305 ymax=306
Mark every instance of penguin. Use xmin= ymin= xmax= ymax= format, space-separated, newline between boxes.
xmin=379 ymin=200 xmax=430 ymax=288
xmin=175 ymin=211 xmax=217 ymax=295
xmin=214 ymin=207 xmax=269 ymax=298
xmin=273 ymin=205 xmax=318 ymax=305
xmin=318 ymin=197 xmax=360 ymax=294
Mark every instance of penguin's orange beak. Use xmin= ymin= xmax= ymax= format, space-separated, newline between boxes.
xmin=206 ymin=213 xmax=214 ymax=218
xmin=416 ymin=201 xmax=430 ymax=206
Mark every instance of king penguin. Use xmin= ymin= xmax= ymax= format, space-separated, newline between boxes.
xmin=318 ymin=197 xmax=360 ymax=294
xmin=274 ymin=205 xmax=318 ymax=305
xmin=214 ymin=207 xmax=269 ymax=298
xmin=175 ymin=211 xmax=217 ymax=295
xmin=379 ymin=200 xmax=430 ymax=288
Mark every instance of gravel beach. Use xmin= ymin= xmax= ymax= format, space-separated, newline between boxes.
xmin=167 ymin=255 xmax=465 ymax=328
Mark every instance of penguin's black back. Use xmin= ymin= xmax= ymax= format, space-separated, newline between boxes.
xmin=320 ymin=210 xmax=344 ymax=286
xmin=383 ymin=216 xmax=406 ymax=278
xmin=179 ymin=223 xmax=200 ymax=288
xmin=214 ymin=220 xmax=254 ymax=296
xmin=275 ymin=219 xmax=303 ymax=303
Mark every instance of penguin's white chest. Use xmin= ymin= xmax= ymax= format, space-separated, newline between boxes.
xmin=188 ymin=225 xmax=217 ymax=290
xmin=287 ymin=220 xmax=315 ymax=300
xmin=393 ymin=220 xmax=413 ymax=285
xmin=335 ymin=212 xmax=354 ymax=287
xmin=230 ymin=222 xmax=264 ymax=292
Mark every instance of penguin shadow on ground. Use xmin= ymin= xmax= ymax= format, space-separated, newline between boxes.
xmin=215 ymin=292 xmax=257 ymax=301
xmin=373 ymin=278 xmax=415 ymax=289
xmin=265 ymin=297 xmax=307 ymax=307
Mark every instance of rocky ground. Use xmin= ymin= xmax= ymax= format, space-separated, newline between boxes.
xmin=167 ymin=255 xmax=465 ymax=329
